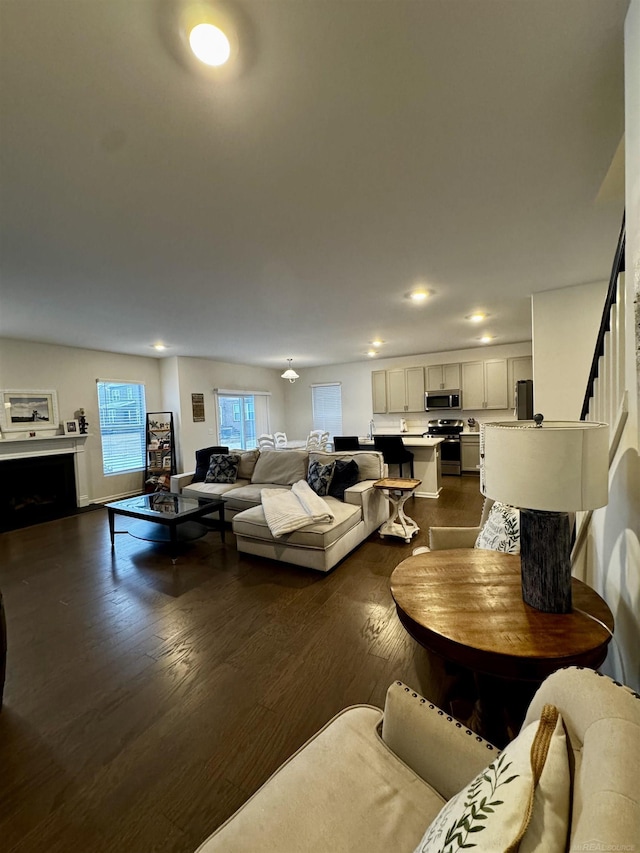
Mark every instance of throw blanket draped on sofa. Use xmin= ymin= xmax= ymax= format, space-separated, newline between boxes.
xmin=261 ymin=480 xmax=335 ymax=537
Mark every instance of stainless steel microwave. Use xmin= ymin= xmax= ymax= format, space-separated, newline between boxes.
xmin=425 ymin=390 xmax=462 ymax=411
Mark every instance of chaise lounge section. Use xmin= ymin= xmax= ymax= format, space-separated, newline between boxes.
xmin=170 ymin=448 xmax=389 ymax=572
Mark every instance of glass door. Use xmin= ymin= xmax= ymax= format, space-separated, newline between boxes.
xmin=217 ymin=395 xmax=255 ymax=450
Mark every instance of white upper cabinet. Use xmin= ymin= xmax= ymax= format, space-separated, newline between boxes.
xmin=461 ymin=359 xmax=508 ymax=410
xmin=387 ymin=367 xmax=425 ymax=412
xmin=371 ymin=370 xmax=387 ymax=414
xmin=425 ymin=363 xmax=461 ymax=392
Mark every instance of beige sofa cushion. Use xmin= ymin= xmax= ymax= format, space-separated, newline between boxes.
xmin=237 ymin=449 xmax=260 ymax=480
xmin=195 ymin=705 xmax=445 ymax=853
xmin=310 ymin=450 xmax=384 ymax=482
xmin=232 ymin=496 xmax=361 ymax=548
xmin=182 ymin=480 xmax=250 ymax=500
xmin=224 ymin=483 xmax=287 ymax=512
xmin=251 ymin=450 xmax=308 ymax=485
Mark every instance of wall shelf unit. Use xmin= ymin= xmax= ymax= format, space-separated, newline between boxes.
xmin=144 ymin=411 xmax=176 ymax=492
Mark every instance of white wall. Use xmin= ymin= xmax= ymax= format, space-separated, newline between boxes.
xmin=0 ymin=338 xmax=164 ymax=501
xmin=575 ymin=0 xmax=640 ymax=691
xmin=532 ymin=280 xmax=608 ymax=420
xmin=284 ymin=341 xmax=533 ymax=439
xmin=171 ymin=356 xmax=286 ymax=473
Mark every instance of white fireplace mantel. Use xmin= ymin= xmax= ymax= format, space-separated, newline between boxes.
xmin=0 ymin=434 xmax=91 ymax=507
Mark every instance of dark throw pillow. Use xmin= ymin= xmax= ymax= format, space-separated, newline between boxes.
xmin=204 ymin=453 xmax=241 ymax=484
xmin=328 ymin=459 xmax=359 ymax=500
xmin=307 ymin=459 xmax=335 ymax=496
xmin=193 ymin=446 xmax=229 ymax=483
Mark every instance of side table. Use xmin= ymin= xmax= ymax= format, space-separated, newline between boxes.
xmin=390 ymin=548 xmax=614 ymax=744
xmin=373 ymin=477 xmax=422 ymax=543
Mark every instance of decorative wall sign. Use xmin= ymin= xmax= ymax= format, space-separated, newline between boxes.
xmin=0 ymin=389 xmax=59 ymax=433
xmin=192 ymin=393 xmax=205 ymax=422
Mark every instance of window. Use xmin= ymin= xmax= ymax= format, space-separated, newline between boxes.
xmin=216 ymin=391 xmax=269 ymax=450
xmin=96 ymin=380 xmax=146 ymax=475
xmin=311 ymin=383 xmax=342 ymax=440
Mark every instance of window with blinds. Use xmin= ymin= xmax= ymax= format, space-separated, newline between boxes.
xmin=311 ymin=383 xmax=342 ymax=439
xmin=96 ymin=380 xmax=146 ymax=475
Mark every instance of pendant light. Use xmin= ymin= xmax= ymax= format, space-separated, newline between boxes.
xmin=281 ymin=358 xmax=299 ymax=383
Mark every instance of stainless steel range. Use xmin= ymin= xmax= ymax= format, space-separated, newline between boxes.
xmin=424 ymin=418 xmax=464 ymax=476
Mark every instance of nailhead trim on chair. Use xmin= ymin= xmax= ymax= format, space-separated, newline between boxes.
xmin=396 ymin=682 xmax=497 ymax=751
xmin=572 ymin=666 xmax=640 ymax=700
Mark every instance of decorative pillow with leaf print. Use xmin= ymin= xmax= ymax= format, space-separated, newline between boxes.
xmin=413 ymin=704 xmax=570 ymax=853
xmin=474 ymin=501 xmax=520 ymax=553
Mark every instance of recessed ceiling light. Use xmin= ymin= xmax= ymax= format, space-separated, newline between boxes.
xmin=189 ymin=22 xmax=231 ymax=66
xmin=153 ymin=343 xmax=167 ymax=351
xmin=370 ymin=340 xmax=384 ymax=347
xmin=367 ymin=350 xmax=378 ymax=357
xmin=479 ymin=335 xmax=493 ymax=344
xmin=467 ymin=313 xmax=486 ymax=323
xmin=408 ymin=290 xmax=429 ymax=303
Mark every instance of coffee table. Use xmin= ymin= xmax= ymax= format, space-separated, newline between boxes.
xmin=106 ymin=492 xmax=225 ymax=560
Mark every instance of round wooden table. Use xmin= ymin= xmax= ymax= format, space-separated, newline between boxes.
xmin=390 ymin=549 xmax=614 ymax=742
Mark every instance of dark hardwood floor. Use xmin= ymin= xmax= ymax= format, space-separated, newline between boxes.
xmin=0 ymin=475 xmax=484 ymax=853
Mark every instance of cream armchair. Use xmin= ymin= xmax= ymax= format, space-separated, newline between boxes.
xmin=194 ymin=667 xmax=640 ymax=852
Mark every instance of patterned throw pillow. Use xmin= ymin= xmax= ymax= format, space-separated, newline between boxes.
xmin=205 ymin=453 xmax=241 ymax=484
xmin=413 ymin=705 xmax=570 ymax=853
xmin=474 ymin=501 xmax=520 ymax=553
xmin=328 ymin=458 xmax=360 ymax=500
xmin=307 ymin=459 xmax=335 ymax=496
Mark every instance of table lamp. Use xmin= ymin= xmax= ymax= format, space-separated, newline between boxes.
xmin=480 ymin=416 xmax=609 ymax=613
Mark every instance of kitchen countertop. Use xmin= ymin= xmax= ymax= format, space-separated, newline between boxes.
xmin=358 ymin=437 xmax=444 ymax=447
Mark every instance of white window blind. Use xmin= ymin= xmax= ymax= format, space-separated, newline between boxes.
xmin=96 ymin=380 xmax=146 ymax=475
xmin=311 ymin=383 xmax=342 ymax=439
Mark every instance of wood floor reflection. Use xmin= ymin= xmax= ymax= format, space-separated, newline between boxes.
xmin=0 ymin=475 xmax=484 ymax=853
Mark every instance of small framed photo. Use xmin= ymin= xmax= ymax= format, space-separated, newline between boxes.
xmin=64 ymin=419 xmax=79 ymax=435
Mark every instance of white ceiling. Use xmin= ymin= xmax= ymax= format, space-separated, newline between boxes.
xmin=0 ymin=0 xmax=628 ymax=370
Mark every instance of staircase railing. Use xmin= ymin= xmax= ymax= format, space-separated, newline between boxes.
xmin=580 ymin=213 xmax=626 ymax=422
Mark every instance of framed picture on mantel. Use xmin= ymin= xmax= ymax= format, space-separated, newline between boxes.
xmin=0 ymin=389 xmax=60 ymax=434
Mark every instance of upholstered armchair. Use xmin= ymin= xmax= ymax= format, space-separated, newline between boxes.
xmin=428 ymin=497 xmax=494 ymax=550
xmin=193 ymin=667 xmax=640 ymax=852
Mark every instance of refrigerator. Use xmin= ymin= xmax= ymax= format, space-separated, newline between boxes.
xmin=515 ymin=379 xmax=534 ymax=419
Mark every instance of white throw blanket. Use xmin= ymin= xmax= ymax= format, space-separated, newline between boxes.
xmin=261 ymin=480 xmax=335 ymax=538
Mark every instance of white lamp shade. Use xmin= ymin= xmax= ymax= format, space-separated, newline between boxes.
xmin=481 ymin=420 xmax=609 ymax=511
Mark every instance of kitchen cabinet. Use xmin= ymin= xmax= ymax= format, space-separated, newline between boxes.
xmin=508 ymin=356 xmax=533 ymax=408
xmin=461 ymin=434 xmax=480 ymax=472
xmin=425 ymin=363 xmax=461 ymax=392
xmin=461 ymin=359 xmax=508 ymax=410
xmin=371 ymin=370 xmax=387 ymax=414
xmin=387 ymin=367 xmax=425 ymax=412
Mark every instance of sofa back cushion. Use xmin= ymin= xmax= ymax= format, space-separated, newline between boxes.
xmin=310 ymin=450 xmax=384 ymax=482
xmin=237 ymin=449 xmax=260 ymax=480
xmin=251 ymin=450 xmax=309 ymax=485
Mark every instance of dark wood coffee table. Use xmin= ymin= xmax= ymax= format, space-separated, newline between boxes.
xmin=106 ymin=492 xmax=225 ymax=561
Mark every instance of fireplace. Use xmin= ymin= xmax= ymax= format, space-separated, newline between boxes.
xmin=1 ymin=453 xmax=78 ymax=532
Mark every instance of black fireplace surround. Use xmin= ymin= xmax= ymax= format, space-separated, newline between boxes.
xmin=1 ymin=453 xmax=77 ymax=532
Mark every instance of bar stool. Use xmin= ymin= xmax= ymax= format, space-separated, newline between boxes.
xmin=373 ymin=436 xmax=414 ymax=478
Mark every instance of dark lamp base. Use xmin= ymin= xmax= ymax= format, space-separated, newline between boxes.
xmin=520 ymin=509 xmax=572 ymax=613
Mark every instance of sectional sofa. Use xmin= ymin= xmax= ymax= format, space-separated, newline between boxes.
xmin=170 ymin=448 xmax=389 ymax=572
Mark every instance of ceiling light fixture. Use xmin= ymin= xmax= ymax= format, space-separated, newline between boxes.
xmin=370 ymin=340 xmax=384 ymax=347
xmin=153 ymin=343 xmax=167 ymax=351
xmin=281 ymin=358 xmax=299 ymax=383
xmin=409 ymin=290 xmax=429 ymax=303
xmin=367 ymin=350 xmax=377 ymax=357
xmin=467 ymin=313 xmax=486 ymax=323
xmin=480 ymin=335 xmax=493 ymax=344
xmin=189 ymin=22 xmax=231 ymax=66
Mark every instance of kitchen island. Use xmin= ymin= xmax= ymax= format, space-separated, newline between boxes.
xmin=358 ymin=436 xmax=444 ymax=498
